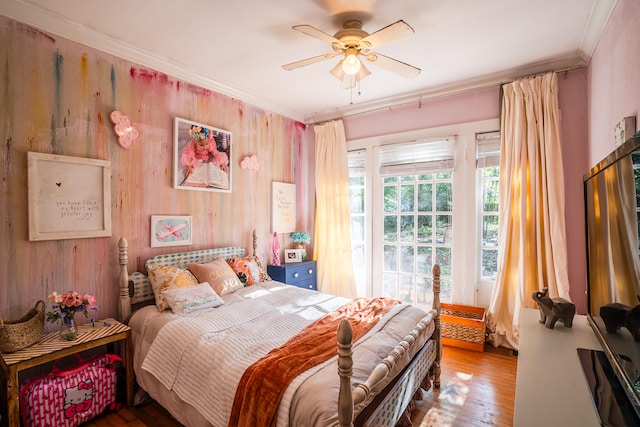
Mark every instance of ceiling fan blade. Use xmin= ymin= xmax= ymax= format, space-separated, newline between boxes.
xmin=293 ymin=25 xmax=343 ymax=48
xmin=360 ymin=20 xmax=415 ymax=49
xmin=282 ymin=53 xmax=338 ymax=71
xmin=365 ymin=53 xmax=420 ymax=79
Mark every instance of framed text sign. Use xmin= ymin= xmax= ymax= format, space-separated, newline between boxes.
xmin=27 ymin=152 xmax=112 ymax=241
xmin=271 ymin=181 xmax=296 ymax=233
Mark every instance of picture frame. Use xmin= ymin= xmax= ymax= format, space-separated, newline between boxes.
xmin=150 ymin=215 xmax=193 ymax=247
xmin=27 ymin=152 xmax=111 ymax=241
xmin=173 ymin=117 xmax=232 ymax=192
xmin=284 ymin=249 xmax=303 ymax=263
xmin=271 ymin=182 xmax=296 ymax=233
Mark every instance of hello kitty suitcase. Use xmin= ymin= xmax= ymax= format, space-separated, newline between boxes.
xmin=19 ymin=354 xmax=122 ymax=427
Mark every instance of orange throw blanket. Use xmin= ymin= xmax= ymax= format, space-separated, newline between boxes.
xmin=227 ymin=297 xmax=400 ymax=427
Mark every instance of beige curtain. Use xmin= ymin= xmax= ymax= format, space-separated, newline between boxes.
xmin=313 ymin=120 xmax=357 ymax=297
xmin=487 ymin=72 xmax=571 ymax=349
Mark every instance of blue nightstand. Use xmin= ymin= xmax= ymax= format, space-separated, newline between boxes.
xmin=267 ymin=260 xmax=317 ymax=290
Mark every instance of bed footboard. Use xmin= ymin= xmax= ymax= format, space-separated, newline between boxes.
xmin=337 ymin=264 xmax=442 ymax=427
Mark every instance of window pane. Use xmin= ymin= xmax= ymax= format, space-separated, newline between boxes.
xmin=351 ymin=216 xmax=365 ymax=241
xmin=435 ymin=214 xmax=452 ymax=244
xmin=400 ymin=245 xmax=415 ymax=273
xmin=439 ymin=278 xmax=452 ymax=302
xmin=418 ymin=174 xmax=432 ymax=180
xmin=482 ymin=249 xmax=498 ymax=280
xmin=482 ymin=215 xmax=499 ymax=247
xmin=399 ymin=275 xmax=414 ymax=303
xmin=382 ymin=274 xmax=398 ymax=299
xmin=383 ymin=244 xmax=397 ymax=271
xmin=417 ymin=246 xmax=432 ymax=274
xmin=417 ymin=183 xmax=432 ymax=212
xmin=400 ymin=215 xmax=415 ymax=242
xmin=416 ymin=276 xmax=431 ymax=306
xmin=436 ymin=172 xmax=452 ymax=180
xmin=384 ymin=176 xmax=398 ymax=184
xmin=349 ymin=176 xmax=364 ymax=186
xmin=435 ymin=247 xmax=451 ymax=276
xmin=400 ymin=176 xmax=414 ymax=182
xmin=435 ymin=182 xmax=452 ymax=211
xmin=400 ymin=184 xmax=415 ymax=212
xmin=384 ymin=186 xmax=397 ymax=212
xmin=483 ymin=166 xmax=500 ymax=178
xmin=384 ymin=216 xmax=397 ymax=242
xmin=417 ymin=215 xmax=432 ymax=243
xmin=352 ymin=243 xmax=365 ymax=269
xmin=350 ymin=187 xmax=365 ymax=213
xmin=483 ymin=180 xmax=499 ymax=212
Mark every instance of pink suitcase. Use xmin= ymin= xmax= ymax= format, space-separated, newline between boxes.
xmin=19 ymin=354 xmax=122 ymax=427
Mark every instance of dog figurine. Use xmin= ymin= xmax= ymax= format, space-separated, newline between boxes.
xmin=532 ymin=287 xmax=575 ymax=329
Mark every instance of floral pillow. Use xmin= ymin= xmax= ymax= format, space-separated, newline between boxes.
xmin=147 ymin=265 xmax=199 ymax=311
xmin=226 ymin=256 xmax=271 ymax=285
xmin=187 ymin=258 xmax=244 ymax=296
xmin=162 ymin=282 xmax=224 ymax=314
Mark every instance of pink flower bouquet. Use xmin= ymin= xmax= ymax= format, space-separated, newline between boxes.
xmin=47 ymin=291 xmax=99 ymax=327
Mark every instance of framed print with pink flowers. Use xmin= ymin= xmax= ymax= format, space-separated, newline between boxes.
xmin=173 ymin=117 xmax=232 ymax=193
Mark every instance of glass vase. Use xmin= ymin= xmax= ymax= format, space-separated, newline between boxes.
xmin=59 ymin=317 xmax=78 ymax=341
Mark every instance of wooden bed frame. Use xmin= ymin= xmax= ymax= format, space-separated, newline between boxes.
xmin=117 ymin=233 xmax=441 ymax=427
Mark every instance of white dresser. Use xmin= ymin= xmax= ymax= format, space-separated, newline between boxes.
xmin=514 ymin=308 xmax=601 ymax=426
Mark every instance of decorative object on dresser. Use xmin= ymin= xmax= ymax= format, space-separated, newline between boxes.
xmin=272 ymin=231 xmax=281 ymax=266
xmin=441 ymin=303 xmax=486 ymax=352
xmin=531 ymin=287 xmax=575 ymax=329
xmin=0 ymin=300 xmax=45 ymax=353
xmin=284 ymin=248 xmax=303 ymax=263
xmin=268 ymin=260 xmax=317 ymax=290
xmin=290 ymin=230 xmax=311 ymax=260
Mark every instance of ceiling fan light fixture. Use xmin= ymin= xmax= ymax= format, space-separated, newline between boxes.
xmin=342 ymin=51 xmax=361 ymax=75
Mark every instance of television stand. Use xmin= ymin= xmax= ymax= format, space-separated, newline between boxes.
xmin=515 ymin=308 xmax=601 ymax=426
xmin=577 ymin=348 xmax=640 ymax=426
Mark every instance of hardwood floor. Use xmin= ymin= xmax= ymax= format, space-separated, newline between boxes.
xmin=84 ymin=344 xmax=517 ymax=427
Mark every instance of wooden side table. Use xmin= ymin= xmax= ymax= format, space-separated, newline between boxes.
xmin=0 ymin=318 xmax=132 ymax=427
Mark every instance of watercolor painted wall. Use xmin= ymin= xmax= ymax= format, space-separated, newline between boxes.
xmin=0 ymin=16 xmax=311 ymax=323
xmin=342 ymin=69 xmax=590 ymax=312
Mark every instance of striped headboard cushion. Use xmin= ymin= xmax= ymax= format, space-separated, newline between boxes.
xmin=130 ymin=246 xmax=246 ymax=304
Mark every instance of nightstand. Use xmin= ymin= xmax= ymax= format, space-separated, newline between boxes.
xmin=0 ymin=318 xmax=132 ymax=427
xmin=268 ymin=260 xmax=317 ymax=290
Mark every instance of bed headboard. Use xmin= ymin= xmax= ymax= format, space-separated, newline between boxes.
xmin=117 ymin=230 xmax=258 ymax=321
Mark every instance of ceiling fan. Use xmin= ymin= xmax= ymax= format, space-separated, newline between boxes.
xmin=282 ymin=19 xmax=421 ymax=89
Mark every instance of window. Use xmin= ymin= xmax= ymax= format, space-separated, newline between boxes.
xmin=347 ymin=120 xmax=500 ymax=308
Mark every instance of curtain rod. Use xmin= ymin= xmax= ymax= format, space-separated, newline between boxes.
xmin=306 ymin=64 xmax=584 ymax=127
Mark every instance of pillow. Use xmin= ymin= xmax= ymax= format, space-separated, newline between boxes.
xmin=147 ymin=265 xmax=199 ymax=311
xmin=226 ymin=256 xmax=271 ymax=285
xmin=188 ymin=258 xmax=244 ymax=295
xmin=163 ymin=282 xmax=224 ymax=314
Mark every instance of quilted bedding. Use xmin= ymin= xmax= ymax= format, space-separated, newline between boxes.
xmin=129 ymin=281 xmax=433 ymax=427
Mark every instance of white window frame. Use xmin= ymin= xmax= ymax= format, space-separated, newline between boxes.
xmin=347 ymin=118 xmax=499 ymax=307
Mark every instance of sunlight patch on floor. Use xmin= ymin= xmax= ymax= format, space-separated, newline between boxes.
xmin=417 ymin=370 xmax=474 ymax=427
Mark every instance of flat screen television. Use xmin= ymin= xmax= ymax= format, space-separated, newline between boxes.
xmin=584 ymin=135 xmax=640 ymax=425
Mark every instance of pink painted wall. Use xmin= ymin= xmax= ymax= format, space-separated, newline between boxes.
xmin=0 ymin=17 xmax=309 ymax=324
xmin=342 ymin=70 xmax=591 ymax=312
xmin=588 ymin=0 xmax=640 ymax=164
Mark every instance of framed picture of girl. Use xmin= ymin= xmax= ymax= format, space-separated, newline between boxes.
xmin=173 ymin=117 xmax=232 ymax=192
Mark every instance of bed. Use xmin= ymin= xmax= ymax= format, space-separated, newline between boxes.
xmin=116 ymin=233 xmax=441 ymax=427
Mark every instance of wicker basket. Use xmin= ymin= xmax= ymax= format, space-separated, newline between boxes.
xmin=441 ymin=303 xmax=486 ymax=352
xmin=0 ymin=300 xmax=46 ymax=353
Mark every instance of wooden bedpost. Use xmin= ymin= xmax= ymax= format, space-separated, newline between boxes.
xmin=118 ymin=237 xmax=131 ymax=322
xmin=432 ymin=263 xmax=442 ymax=388
xmin=337 ymin=318 xmax=354 ymax=427
xmin=252 ymin=229 xmax=257 ymax=256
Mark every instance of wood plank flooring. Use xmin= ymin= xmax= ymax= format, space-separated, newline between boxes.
xmin=84 ymin=344 xmax=517 ymax=427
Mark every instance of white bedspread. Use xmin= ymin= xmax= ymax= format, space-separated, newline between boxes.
xmin=132 ymin=281 xmax=432 ymax=427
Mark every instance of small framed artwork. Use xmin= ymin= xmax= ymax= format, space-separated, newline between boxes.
xmin=27 ymin=152 xmax=111 ymax=241
xmin=150 ymin=215 xmax=192 ymax=247
xmin=284 ymin=249 xmax=303 ymax=263
xmin=173 ymin=117 xmax=232 ymax=192
xmin=271 ymin=182 xmax=296 ymax=233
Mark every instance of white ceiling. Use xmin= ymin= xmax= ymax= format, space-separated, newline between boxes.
xmin=0 ymin=0 xmax=616 ymax=124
